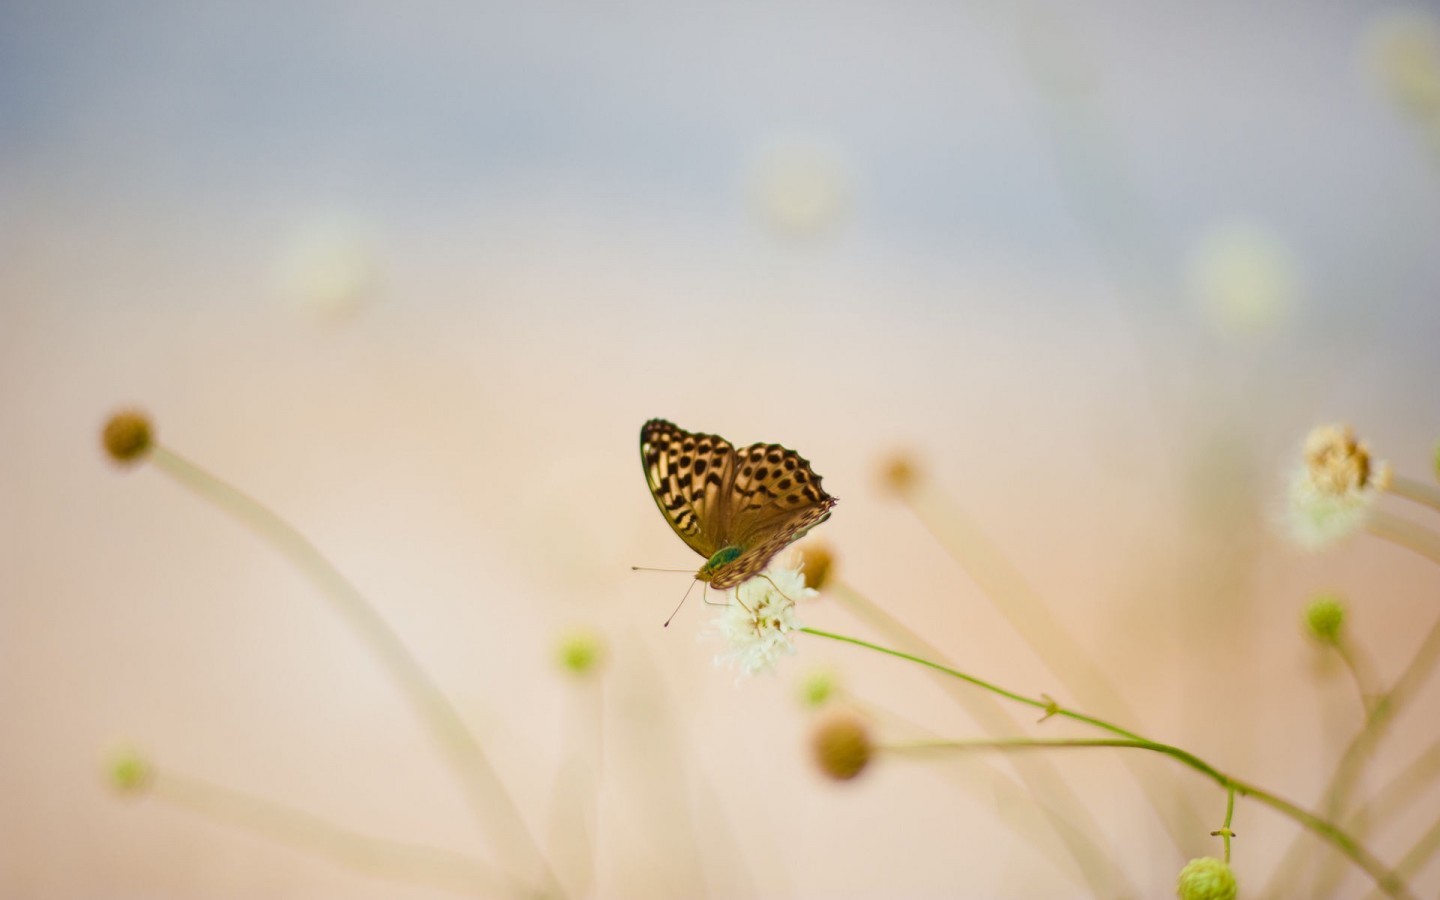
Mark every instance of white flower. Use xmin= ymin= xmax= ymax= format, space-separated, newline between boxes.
xmin=708 ymin=563 xmax=816 ymax=677
xmin=747 ymin=136 xmax=852 ymax=238
xmin=1285 ymin=424 xmax=1391 ymax=550
xmin=276 ymin=215 xmax=381 ymax=321
xmin=1186 ymin=221 xmax=1299 ymax=340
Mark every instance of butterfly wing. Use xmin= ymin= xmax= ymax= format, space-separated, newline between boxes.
xmin=640 ymin=419 xmax=738 ymax=560
xmin=707 ymin=440 xmax=837 ymax=589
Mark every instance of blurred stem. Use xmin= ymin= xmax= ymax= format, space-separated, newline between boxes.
xmin=1347 ymin=741 xmax=1440 ymax=833
xmin=547 ymin=678 xmax=603 ymax=898
xmin=150 ymin=445 xmax=563 ymax=899
xmin=1389 ymin=476 xmax=1440 ymax=516
xmin=838 ymin=686 xmax=1111 ymax=892
xmin=1329 ymin=608 xmax=1440 ymax=814
xmin=1294 ymin=606 xmax=1440 ymax=893
xmin=149 ymin=768 xmax=501 ymax=896
xmin=900 ymin=484 xmax=1208 ymax=850
xmin=1383 ymin=815 xmax=1440 ymax=895
xmin=828 ymin=580 xmax=1128 ymax=895
xmin=1366 ymin=510 xmax=1440 ymax=567
xmin=1334 ymin=638 xmax=1382 ymax=718
xmin=805 ymin=627 xmax=1413 ymax=899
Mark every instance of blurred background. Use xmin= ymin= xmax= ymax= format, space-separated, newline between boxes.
xmin=3 ymin=2 xmax=1440 ymax=897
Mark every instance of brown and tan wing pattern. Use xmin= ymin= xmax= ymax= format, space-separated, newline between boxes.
xmin=707 ymin=441 xmax=837 ymax=589
xmin=640 ymin=419 xmax=737 ymax=560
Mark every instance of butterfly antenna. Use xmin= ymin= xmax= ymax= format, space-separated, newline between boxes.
xmin=632 ymin=566 xmax=695 ymax=574
xmin=663 ymin=579 xmax=700 ymax=628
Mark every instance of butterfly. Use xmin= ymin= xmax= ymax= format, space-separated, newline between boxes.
xmin=640 ymin=419 xmax=837 ymax=589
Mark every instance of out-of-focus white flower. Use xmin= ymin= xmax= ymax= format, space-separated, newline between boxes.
xmin=1186 ymin=221 xmax=1299 ymax=339
xmin=277 ymin=216 xmax=382 ymax=320
xmin=1285 ymin=424 xmax=1392 ymax=550
xmin=1365 ymin=10 xmax=1440 ymax=117
xmin=709 ymin=563 xmax=815 ymax=677
xmin=748 ymin=137 xmax=852 ymax=238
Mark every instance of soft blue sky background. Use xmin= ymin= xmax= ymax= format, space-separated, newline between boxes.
xmin=2 ymin=3 xmax=1435 ymax=282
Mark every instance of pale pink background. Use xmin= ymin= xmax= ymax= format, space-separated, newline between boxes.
xmin=3 ymin=4 xmax=1439 ymax=897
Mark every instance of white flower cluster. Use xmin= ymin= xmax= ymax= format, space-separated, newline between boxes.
xmin=1285 ymin=424 xmax=1391 ymax=550
xmin=709 ymin=563 xmax=816 ymax=678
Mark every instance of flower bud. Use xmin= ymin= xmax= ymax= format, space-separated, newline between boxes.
xmin=877 ymin=451 xmax=920 ymax=496
xmin=1176 ymin=857 xmax=1237 ymax=900
xmin=810 ymin=711 xmax=872 ymax=782
xmin=797 ymin=668 xmax=838 ymax=709
xmin=102 ymin=411 xmax=154 ymax=465
xmin=797 ymin=542 xmax=834 ymax=592
xmin=106 ymin=747 xmax=153 ymax=795
xmin=1304 ymin=593 xmax=1346 ymax=644
xmin=555 ymin=628 xmax=605 ymax=678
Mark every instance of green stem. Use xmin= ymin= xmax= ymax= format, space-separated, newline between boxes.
xmin=800 ymin=627 xmax=1144 ymax=742
xmin=828 ymin=581 xmax=1128 ymax=895
xmin=803 ymin=627 xmax=1413 ymax=899
xmin=1219 ymin=786 xmax=1235 ymax=863
xmin=150 ymin=445 xmax=563 ymax=899
xmin=903 ymin=488 xmax=1208 ymax=850
xmin=888 ymin=737 xmax=1226 ymax=785
xmin=151 ymin=769 xmax=501 ymax=896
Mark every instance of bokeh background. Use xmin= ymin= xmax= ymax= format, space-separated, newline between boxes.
xmin=3 ymin=2 xmax=1440 ymax=897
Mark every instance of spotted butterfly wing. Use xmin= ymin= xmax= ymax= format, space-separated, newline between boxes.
xmin=641 ymin=419 xmax=836 ymax=589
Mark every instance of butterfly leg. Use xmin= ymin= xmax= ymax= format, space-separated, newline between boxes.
xmin=756 ymin=573 xmax=799 ymax=607
xmin=699 ymin=581 xmax=736 ymax=608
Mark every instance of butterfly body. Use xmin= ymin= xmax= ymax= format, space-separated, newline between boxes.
xmin=641 ymin=419 xmax=836 ymax=589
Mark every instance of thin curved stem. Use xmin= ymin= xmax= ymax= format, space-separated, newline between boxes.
xmin=800 ymin=627 xmax=1144 ymax=742
xmin=1266 ymin=605 xmax=1440 ymax=896
xmin=1334 ymin=638 xmax=1382 ymax=718
xmin=901 ymin=487 xmax=1208 ymax=850
xmin=1347 ymin=741 xmax=1440 ymax=831
xmin=151 ymin=768 xmax=501 ymax=896
xmin=151 ymin=445 xmax=563 ymax=899
xmin=828 ymin=580 xmax=1129 ymax=895
xmin=802 ymin=627 xmax=1413 ymax=899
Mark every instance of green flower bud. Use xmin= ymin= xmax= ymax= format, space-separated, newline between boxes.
xmin=797 ymin=668 xmax=838 ymax=709
xmin=1304 ymin=593 xmax=1346 ymax=644
xmin=1176 ymin=857 xmax=1237 ymax=900
xmin=555 ymin=628 xmax=605 ymax=678
xmin=107 ymin=748 xmax=153 ymax=795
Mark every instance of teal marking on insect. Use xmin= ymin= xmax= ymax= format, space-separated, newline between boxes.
xmin=700 ymin=546 xmax=744 ymax=581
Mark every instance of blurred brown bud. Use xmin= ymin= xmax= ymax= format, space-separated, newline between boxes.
xmin=810 ymin=710 xmax=872 ymax=782
xmin=877 ymin=451 xmax=920 ymax=496
xmin=797 ymin=542 xmax=834 ymax=591
xmin=102 ymin=410 xmax=154 ymax=465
